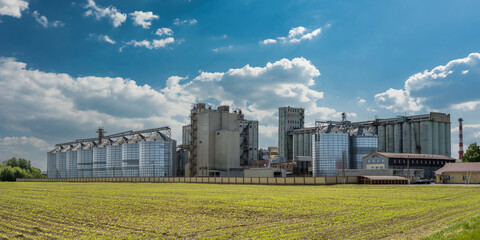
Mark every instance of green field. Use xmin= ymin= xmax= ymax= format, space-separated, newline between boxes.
xmin=0 ymin=183 xmax=479 ymax=239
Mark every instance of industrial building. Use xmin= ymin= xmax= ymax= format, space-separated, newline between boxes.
xmin=184 ymin=103 xmax=258 ymax=177
xmin=362 ymin=152 xmax=455 ymax=179
xmin=278 ymin=106 xmax=305 ymax=161
xmin=357 ymin=112 xmax=451 ymax=156
xmin=47 ymin=127 xmax=176 ymax=178
xmin=435 ymin=162 xmax=480 ymax=184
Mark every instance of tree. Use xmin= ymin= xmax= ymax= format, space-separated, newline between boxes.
xmin=0 ymin=157 xmax=44 ymax=181
xmin=462 ymin=143 xmax=480 ymax=162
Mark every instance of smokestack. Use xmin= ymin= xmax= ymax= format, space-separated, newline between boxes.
xmin=458 ymin=118 xmax=464 ymax=160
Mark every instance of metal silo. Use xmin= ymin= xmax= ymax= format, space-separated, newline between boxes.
xmin=47 ymin=148 xmax=58 ymax=179
xmin=107 ymin=137 xmax=126 ymax=177
xmin=304 ymin=133 xmax=310 ymax=156
xmin=438 ymin=122 xmax=446 ymax=156
xmin=77 ymin=141 xmax=95 ymax=178
xmin=402 ymin=122 xmax=411 ymax=153
xmin=445 ymin=123 xmax=451 ymax=157
xmin=122 ymin=134 xmax=144 ymax=177
xmin=420 ymin=121 xmax=433 ymax=154
xmin=139 ymin=132 xmax=177 ymax=177
xmin=293 ymin=134 xmax=298 ymax=158
xmin=93 ymin=139 xmax=111 ymax=178
xmin=56 ymin=146 xmax=67 ymax=178
xmin=312 ymin=133 xmax=349 ymax=177
xmin=432 ymin=122 xmax=439 ymax=155
xmin=378 ymin=125 xmax=386 ymax=152
xmin=394 ymin=124 xmax=402 ymax=153
xmin=386 ymin=124 xmax=394 ymax=152
xmin=350 ymin=135 xmax=378 ymax=169
xmin=67 ymin=143 xmax=82 ymax=178
xmin=298 ymin=133 xmax=304 ymax=157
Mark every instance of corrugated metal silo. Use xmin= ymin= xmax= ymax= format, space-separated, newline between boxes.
xmin=93 ymin=139 xmax=111 ymax=177
xmin=67 ymin=143 xmax=82 ymax=178
xmin=420 ymin=121 xmax=433 ymax=154
xmin=393 ymin=124 xmax=402 ymax=153
xmin=312 ymin=133 xmax=349 ymax=177
xmin=139 ymin=132 xmax=177 ymax=177
xmin=350 ymin=135 xmax=378 ymax=169
xmin=77 ymin=141 xmax=95 ymax=178
xmin=386 ymin=124 xmax=394 ymax=152
xmin=56 ymin=146 xmax=67 ymax=178
xmin=47 ymin=148 xmax=58 ymax=179
xmin=412 ymin=122 xmax=421 ymax=154
xmin=402 ymin=122 xmax=411 ymax=153
xmin=122 ymin=134 xmax=144 ymax=177
xmin=432 ymin=122 xmax=439 ymax=155
xmin=107 ymin=137 xmax=127 ymax=177
xmin=438 ymin=122 xmax=446 ymax=156
xmin=378 ymin=125 xmax=386 ymax=152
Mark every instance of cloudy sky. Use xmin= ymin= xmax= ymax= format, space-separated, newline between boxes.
xmin=1 ymin=0 xmax=480 ymax=170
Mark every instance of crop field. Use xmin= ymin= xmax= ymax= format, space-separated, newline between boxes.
xmin=0 ymin=183 xmax=479 ymax=239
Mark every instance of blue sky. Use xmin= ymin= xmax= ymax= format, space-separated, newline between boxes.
xmin=1 ymin=0 xmax=480 ymax=170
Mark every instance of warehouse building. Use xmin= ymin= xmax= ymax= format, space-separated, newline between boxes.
xmin=362 ymin=152 xmax=455 ymax=179
xmin=47 ymin=127 xmax=176 ymax=178
xmin=435 ymin=162 xmax=480 ymax=184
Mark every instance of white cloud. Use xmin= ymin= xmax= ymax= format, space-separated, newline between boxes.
xmin=84 ymin=0 xmax=126 ymax=27
xmin=0 ymin=57 xmax=340 ymax=166
xmin=173 ymin=18 xmax=197 ymax=26
xmin=0 ymin=136 xmax=52 ymax=169
xmin=375 ymin=53 xmax=480 ymax=112
xmin=261 ymin=26 xmax=324 ymax=45
xmin=156 ymin=27 xmax=173 ymax=36
xmin=129 ymin=11 xmax=158 ymax=29
xmin=212 ymin=45 xmax=233 ymax=53
xmin=32 ymin=11 xmax=64 ymax=28
xmin=122 ymin=37 xmax=175 ymax=51
xmin=89 ymin=33 xmax=116 ymax=44
xmin=260 ymin=39 xmax=277 ymax=45
xmin=358 ymin=98 xmax=366 ymax=104
xmin=0 ymin=0 xmax=28 ymax=18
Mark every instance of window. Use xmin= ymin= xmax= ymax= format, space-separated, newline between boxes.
xmin=394 ymin=160 xmax=396 ymax=164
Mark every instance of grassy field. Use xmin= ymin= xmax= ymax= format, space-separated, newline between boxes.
xmin=0 ymin=183 xmax=479 ymax=239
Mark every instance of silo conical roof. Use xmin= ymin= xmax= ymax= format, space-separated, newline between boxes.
xmin=72 ymin=143 xmax=84 ymax=151
xmin=112 ymin=137 xmax=128 ymax=146
xmin=128 ymin=134 xmax=144 ymax=143
xmin=145 ymin=132 xmax=167 ymax=142
xmin=97 ymin=139 xmax=112 ymax=147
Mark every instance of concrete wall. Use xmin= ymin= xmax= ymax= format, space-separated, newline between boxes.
xmin=214 ymin=130 xmax=240 ymax=170
xmin=244 ymin=168 xmax=275 ymax=177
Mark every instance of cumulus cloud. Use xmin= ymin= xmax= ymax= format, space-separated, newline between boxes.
xmin=156 ymin=27 xmax=173 ymax=36
xmin=261 ymin=26 xmax=324 ymax=45
xmin=121 ymin=37 xmax=175 ymax=51
xmin=173 ymin=18 xmax=197 ymax=26
xmin=84 ymin=0 xmax=126 ymax=27
xmin=129 ymin=11 xmax=158 ymax=29
xmin=89 ymin=33 xmax=116 ymax=44
xmin=32 ymin=11 xmax=64 ymax=28
xmin=0 ymin=0 xmax=28 ymax=18
xmin=0 ymin=136 xmax=52 ymax=169
xmin=375 ymin=53 xmax=480 ymax=112
xmin=0 ymin=57 xmax=341 ymax=167
xmin=358 ymin=98 xmax=366 ymax=104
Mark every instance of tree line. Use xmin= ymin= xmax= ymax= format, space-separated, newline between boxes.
xmin=0 ymin=157 xmax=44 ymax=181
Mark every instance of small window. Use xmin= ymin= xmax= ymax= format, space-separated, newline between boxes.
xmin=217 ymin=132 xmax=220 ymax=135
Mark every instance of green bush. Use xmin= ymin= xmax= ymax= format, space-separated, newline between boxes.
xmin=0 ymin=158 xmax=44 ymax=181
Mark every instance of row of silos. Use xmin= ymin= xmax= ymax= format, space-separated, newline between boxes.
xmin=376 ymin=121 xmax=451 ymax=156
xmin=293 ymin=132 xmax=313 ymax=158
xmin=47 ymin=132 xmax=177 ymax=178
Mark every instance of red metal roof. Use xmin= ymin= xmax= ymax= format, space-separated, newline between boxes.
xmin=363 ymin=152 xmax=455 ymax=160
xmin=435 ymin=162 xmax=480 ymax=175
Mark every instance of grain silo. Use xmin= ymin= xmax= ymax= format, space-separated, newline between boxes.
xmin=56 ymin=146 xmax=67 ymax=178
xmin=67 ymin=144 xmax=80 ymax=178
xmin=93 ymin=139 xmax=111 ymax=177
xmin=107 ymin=137 xmax=127 ymax=177
xmin=139 ymin=132 xmax=177 ymax=177
xmin=122 ymin=134 xmax=144 ymax=177
xmin=47 ymin=148 xmax=58 ymax=179
xmin=77 ymin=141 xmax=95 ymax=178
xmin=312 ymin=132 xmax=350 ymax=177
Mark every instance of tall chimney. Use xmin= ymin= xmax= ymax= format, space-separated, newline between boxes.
xmin=458 ymin=118 xmax=464 ymax=160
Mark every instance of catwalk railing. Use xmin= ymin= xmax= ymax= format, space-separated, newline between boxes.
xmin=17 ymin=176 xmax=359 ymax=185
